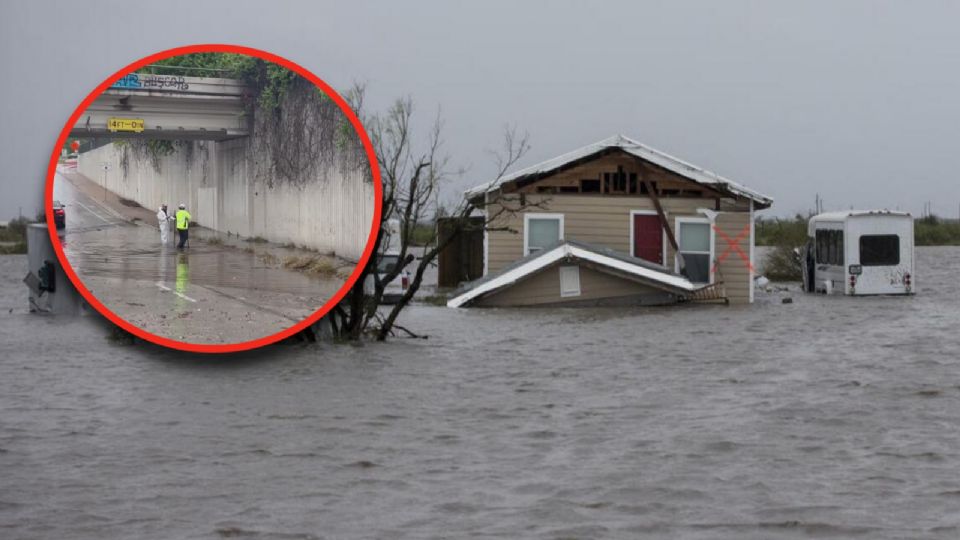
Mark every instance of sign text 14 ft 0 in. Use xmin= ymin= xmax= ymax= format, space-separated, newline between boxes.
xmin=107 ymin=117 xmax=145 ymax=133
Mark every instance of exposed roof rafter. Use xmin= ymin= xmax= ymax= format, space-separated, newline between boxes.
xmin=465 ymin=134 xmax=773 ymax=208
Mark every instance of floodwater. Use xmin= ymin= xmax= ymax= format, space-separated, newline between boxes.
xmin=66 ymin=226 xmax=328 ymax=297
xmin=53 ymin=170 xmax=352 ymax=344
xmin=2 ymin=248 xmax=960 ymax=539
xmin=63 ymin=223 xmax=345 ymax=343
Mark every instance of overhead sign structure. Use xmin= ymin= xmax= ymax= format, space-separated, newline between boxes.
xmin=107 ymin=117 xmax=145 ymax=133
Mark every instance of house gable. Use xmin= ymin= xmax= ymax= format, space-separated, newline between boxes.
xmin=467 ymin=134 xmax=772 ymax=209
xmin=513 ymin=149 xmax=726 ymax=200
xmin=474 ymin=262 xmax=678 ymax=308
xmin=448 ymin=241 xmax=699 ymax=308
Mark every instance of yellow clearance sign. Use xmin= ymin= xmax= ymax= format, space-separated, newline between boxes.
xmin=107 ymin=117 xmax=145 ymax=133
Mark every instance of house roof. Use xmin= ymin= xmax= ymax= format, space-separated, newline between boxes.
xmin=446 ymin=239 xmax=700 ymax=308
xmin=465 ymin=134 xmax=773 ymax=208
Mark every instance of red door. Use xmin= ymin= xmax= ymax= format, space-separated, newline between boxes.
xmin=633 ymin=214 xmax=663 ymax=264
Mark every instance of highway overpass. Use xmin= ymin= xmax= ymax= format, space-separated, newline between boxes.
xmin=70 ymin=73 xmax=249 ymax=140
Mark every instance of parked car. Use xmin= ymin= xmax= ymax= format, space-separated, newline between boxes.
xmin=52 ymin=200 xmax=66 ymax=229
xmin=364 ymin=251 xmax=410 ymax=304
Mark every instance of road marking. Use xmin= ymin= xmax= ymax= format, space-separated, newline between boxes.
xmin=73 ymin=200 xmax=112 ymax=224
xmin=56 ymin=172 xmax=129 ymax=223
xmin=156 ymin=282 xmax=197 ymax=303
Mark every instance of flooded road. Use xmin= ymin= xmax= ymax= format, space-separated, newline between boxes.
xmin=2 ymin=248 xmax=960 ymax=539
xmin=53 ymin=171 xmax=351 ymax=344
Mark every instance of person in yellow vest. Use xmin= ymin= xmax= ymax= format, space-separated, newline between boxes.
xmin=175 ymin=203 xmax=191 ymax=249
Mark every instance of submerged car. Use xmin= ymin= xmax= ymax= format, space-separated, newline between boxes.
xmin=52 ymin=200 xmax=66 ymax=229
xmin=364 ymin=252 xmax=410 ymax=304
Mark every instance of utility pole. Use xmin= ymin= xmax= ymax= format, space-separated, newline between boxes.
xmin=101 ymin=162 xmax=110 ymax=201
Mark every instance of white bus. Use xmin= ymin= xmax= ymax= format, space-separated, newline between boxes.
xmin=802 ymin=210 xmax=914 ymax=296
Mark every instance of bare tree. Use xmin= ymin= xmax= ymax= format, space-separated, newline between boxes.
xmin=322 ymin=84 xmax=532 ymax=341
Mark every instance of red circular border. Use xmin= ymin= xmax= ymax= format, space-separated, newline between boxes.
xmin=45 ymin=44 xmax=382 ymax=354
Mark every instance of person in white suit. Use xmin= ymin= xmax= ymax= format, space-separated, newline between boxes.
xmin=157 ymin=204 xmax=173 ymax=244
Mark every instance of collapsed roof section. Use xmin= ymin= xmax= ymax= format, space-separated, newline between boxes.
xmin=447 ymin=240 xmax=703 ymax=308
xmin=465 ymin=134 xmax=773 ymax=209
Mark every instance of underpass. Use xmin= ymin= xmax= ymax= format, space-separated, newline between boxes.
xmin=70 ymin=74 xmax=248 ymax=140
xmin=54 ymin=66 xmax=374 ymax=343
xmin=70 ymin=69 xmax=375 ymax=259
xmin=53 ymin=167 xmax=355 ymax=344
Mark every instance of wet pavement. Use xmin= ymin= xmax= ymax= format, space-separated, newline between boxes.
xmin=2 ymin=247 xmax=960 ymax=539
xmin=53 ymin=170 xmax=355 ymax=344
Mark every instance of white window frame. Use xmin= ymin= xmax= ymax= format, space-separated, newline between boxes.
xmin=674 ymin=216 xmax=715 ymax=284
xmin=749 ymin=201 xmax=755 ymax=303
xmin=524 ymin=213 xmax=565 ymax=256
xmin=558 ymin=265 xmax=581 ymax=297
xmin=480 ymin=199 xmax=489 ymax=276
xmin=628 ymin=209 xmax=668 ymax=265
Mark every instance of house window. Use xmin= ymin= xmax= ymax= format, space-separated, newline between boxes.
xmin=559 ymin=265 xmax=581 ymax=297
xmin=676 ymin=219 xmax=712 ymax=283
xmin=524 ymin=213 xmax=564 ymax=255
xmin=860 ymin=235 xmax=899 ymax=266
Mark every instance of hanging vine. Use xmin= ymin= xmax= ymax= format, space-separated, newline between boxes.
xmin=113 ymin=139 xmax=176 ymax=174
xmin=246 ymin=73 xmax=371 ymax=189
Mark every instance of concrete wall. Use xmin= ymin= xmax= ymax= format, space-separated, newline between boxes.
xmin=78 ymin=138 xmax=374 ymax=260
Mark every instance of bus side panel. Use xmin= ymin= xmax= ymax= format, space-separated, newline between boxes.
xmin=848 ymin=217 xmax=913 ymax=295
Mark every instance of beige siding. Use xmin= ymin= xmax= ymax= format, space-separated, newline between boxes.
xmin=714 ymin=211 xmax=753 ymax=304
xmin=486 ymin=201 xmax=755 ymax=304
xmin=484 ymin=152 xmax=758 ymax=304
xmin=657 ymin=212 xmax=752 ymax=304
xmin=475 ymin=263 xmax=663 ymax=307
xmin=487 ymin=194 xmax=708 ymax=273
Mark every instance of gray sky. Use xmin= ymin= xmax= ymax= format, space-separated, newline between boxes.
xmin=3 ymin=0 xmax=959 ymax=220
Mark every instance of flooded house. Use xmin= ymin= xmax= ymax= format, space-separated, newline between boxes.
xmin=446 ymin=135 xmax=773 ymax=308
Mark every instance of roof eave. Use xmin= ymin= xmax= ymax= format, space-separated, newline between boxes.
xmin=447 ymin=241 xmax=699 ymax=308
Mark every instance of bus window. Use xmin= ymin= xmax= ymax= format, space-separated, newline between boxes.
xmin=860 ymin=235 xmax=900 ymax=266
xmin=816 ymin=230 xmax=826 ymax=263
xmin=835 ymin=230 xmax=844 ymax=266
xmin=816 ymin=229 xmax=844 ymax=265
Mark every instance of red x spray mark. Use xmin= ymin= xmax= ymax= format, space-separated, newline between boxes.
xmin=711 ymin=223 xmax=755 ymax=275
